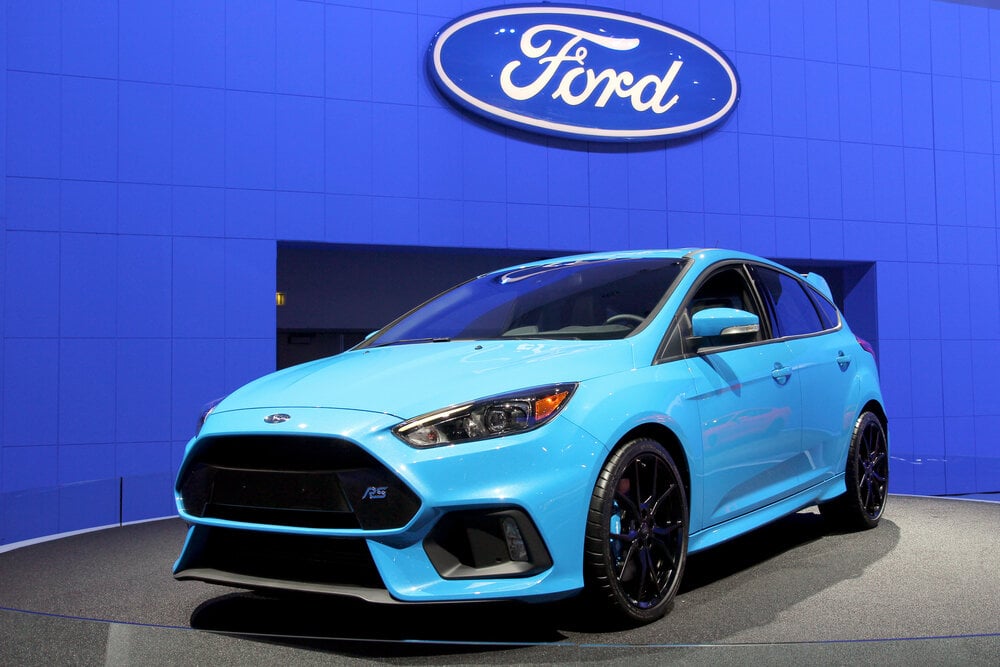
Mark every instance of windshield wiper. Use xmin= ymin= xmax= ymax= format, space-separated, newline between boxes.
xmin=372 ymin=337 xmax=452 ymax=348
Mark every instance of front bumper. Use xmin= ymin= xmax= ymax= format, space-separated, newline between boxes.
xmin=174 ymin=406 xmax=605 ymax=603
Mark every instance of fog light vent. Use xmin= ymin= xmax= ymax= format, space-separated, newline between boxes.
xmin=501 ymin=516 xmax=528 ymax=562
xmin=424 ymin=507 xmax=552 ymax=579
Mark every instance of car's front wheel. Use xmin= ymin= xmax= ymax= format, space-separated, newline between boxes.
xmin=583 ymin=438 xmax=688 ymax=624
xmin=820 ymin=411 xmax=889 ymax=530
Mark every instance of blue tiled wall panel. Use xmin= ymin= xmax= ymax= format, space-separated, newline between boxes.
xmin=628 ymin=209 xmax=668 ymax=249
xmin=6 ymin=0 xmax=61 ymax=74
xmin=60 ymin=77 xmax=118 ymax=183
xmin=172 ymin=237 xmax=226 ymax=338
xmin=771 ymin=57 xmax=807 ymax=138
xmin=277 ymin=191 xmax=325 ymax=242
xmin=59 ymin=338 xmax=117 ymax=445
xmin=60 ymin=180 xmax=117 ymax=234
xmin=899 ymin=0 xmax=932 ymax=73
xmin=768 ymin=0 xmax=803 ymax=59
xmin=4 ymin=231 xmax=60 ymax=337
xmin=173 ymin=186 xmax=225 ymax=238
xmin=60 ymin=0 xmax=117 ymax=79
xmin=701 ymin=132 xmax=739 ymax=214
xmin=372 ymin=9 xmax=419 ymax=105
xmin=589 ymin=207 xmax=630 ymax=251
xmin=224 ymin=239 xmax=277 ymax=339
xmin=872 ymin=146 xmax=906 ymax=223
xmin=6 ymin=72 xmax=60 ymax=179
xmin=116 ymin=340 xmax=172 ymax=444
xmin=929 ymin=1 xmax=962 ymax=78
xmin=547 ymin=142 xmax=590 ymax=208
xmin=6 ymin=178 xmax=59 ymax=231
xmin=172 ymin=87 xmax=226 ymax=187
xmin=900 ymin=73 xmax=934 ymax=149
xmin=60 ymin=233 xmax=117 ymax=338
xmin=462 ymin=123 xmax=507 ymax=204
xmin=462 ymin=201 xmax=508 ymax=250
xmin=419 ymin=198 xmax=463 ymax=246
xmin=226 ymin=0 xmax=277 ymax=93
xmin=372 ymin=196 xmax=419 ymax=245
xmin=119 ymin=0 xmax=172 ymax=84
xmin=325 ymin=99 xmax=374 ymax=196
xmin=2 ymin=339 xmax=59 ymax=448
xmin=869 ymin=69 xmax=903 ymax=147
xmin=418 ymin=107 xmax=463 ymax=201
xmin=276 ymin=96 xmax=325 ymax=193
xmin=172 ymin=0 xmax=226 ymax=89
xmin=802 ymin=0 xmax=837 ymax=63
xmin=226 ymin=91 xmax=276 ymax=190
xmin=734 ymin=0 xmax=770 ymax=55
xmin=119 ymin=82 xmax=172 ymax=185
xmin=226 ymin=189 xmax=276 ymax=240
xmin=868 ymin=0 xmax=901 ymax=70
xmin=277 ymin=0 xmax=324 ymax=97
xmin=665 ymin=140 xmax=704 ymax=214
xmin=325 ymin=5 xmax=373 ymax=101
xmin=59 ymin=479 xmax=118 ymax=533
xmin=171 ymin=338 xmax=226 ymax=443
xmin=119 ymin=184 xmax=171 ymax=237
xmin=734 ymin=53 xmax=772 ymax=135
xmin=3 ymin=0 xmax=1000 ymax=546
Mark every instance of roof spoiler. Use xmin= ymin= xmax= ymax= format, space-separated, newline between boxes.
xmin=802 ymin=272 xmax=834 ymax=301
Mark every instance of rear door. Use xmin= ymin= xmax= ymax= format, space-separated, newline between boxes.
xmin=751 ymin=266 xmax=859 ymax=487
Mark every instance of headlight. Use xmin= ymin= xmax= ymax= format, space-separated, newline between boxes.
xmin=393 ymin=383 xmax=577 ymax=448
xmin=195 ymin=396 xmax=226 ymax=436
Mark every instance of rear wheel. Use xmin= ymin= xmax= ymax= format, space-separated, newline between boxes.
xmin=820 ymin=411 xmax=889 ymax=530
xmin=584 ymin=438 xmax=688 ymax=624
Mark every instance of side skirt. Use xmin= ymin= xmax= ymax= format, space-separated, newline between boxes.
xmin=688 ymin=473 xmax=847 ymax=554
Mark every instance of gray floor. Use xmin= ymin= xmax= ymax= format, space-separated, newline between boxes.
xmin=1 ymin=495 xmax=998 ymax=665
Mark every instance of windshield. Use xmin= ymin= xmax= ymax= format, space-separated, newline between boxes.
xmin=364 ymin=257 xmax=686 ymax=347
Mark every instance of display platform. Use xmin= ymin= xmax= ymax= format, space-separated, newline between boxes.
xmin=1 ymin=495 xmax=998 ymax=665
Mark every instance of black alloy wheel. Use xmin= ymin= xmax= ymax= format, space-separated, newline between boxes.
xmin=820 ymin=411 xmax=889 ymax=530
xmin=584 ymin=438 xmax=688 ymax=624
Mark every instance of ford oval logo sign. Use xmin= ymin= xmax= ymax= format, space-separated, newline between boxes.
xmin=429 ymin=4 xmax=739 ymax=141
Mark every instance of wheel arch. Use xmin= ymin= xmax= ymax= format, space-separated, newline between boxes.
xmin=860 ymin=399 xmax=888 ymax=432
xmin=609 ymin=423 xmax=691 ymax=503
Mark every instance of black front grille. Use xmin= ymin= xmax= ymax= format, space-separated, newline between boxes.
xmin=177 ymin=435 xmax=420 ymax=530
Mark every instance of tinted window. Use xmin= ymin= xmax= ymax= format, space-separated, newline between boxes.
xmin=685 ymin=266 xmax=763 ymax=343
xmin=365 ymin=258 xmax=685 ymax=345
xmin=756 ymin=268 xmax=824 ymax=337
xmin=808 ymin=289 xmax=840 ymax=330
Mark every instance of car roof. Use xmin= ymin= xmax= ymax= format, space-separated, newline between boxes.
xmin=481 ymin=248 xmax=787 ymax=276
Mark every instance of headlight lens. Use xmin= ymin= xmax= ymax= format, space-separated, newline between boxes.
xmin=393 ymin=383 xmax=577 ymax=448
xmin=195 ymin=396 xmax=226 ymax=436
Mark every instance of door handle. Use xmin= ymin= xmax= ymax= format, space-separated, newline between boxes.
xmin=837 ymin=351 xmax=852 ymax=370
xmin=771 ymin=363 xmax=791 ymax=385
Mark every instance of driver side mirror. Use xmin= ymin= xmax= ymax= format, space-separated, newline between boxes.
xmin=689 ymin=308 xmax=760 ymax=351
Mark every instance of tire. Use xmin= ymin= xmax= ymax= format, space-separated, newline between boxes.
xmin=583 ymin=438 xmax=688 ymax=624
xmin=820 ymin=411 xmax=889 ymax=530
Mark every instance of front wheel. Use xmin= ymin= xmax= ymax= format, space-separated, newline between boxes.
xmin=583 ymin=438 xmax=688 ymax=624
xmin=820 ymin=411 xmax=889 ymax=530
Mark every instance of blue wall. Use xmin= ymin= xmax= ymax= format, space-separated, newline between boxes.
xmin=2 ymin=0 xmax=998 ymax=545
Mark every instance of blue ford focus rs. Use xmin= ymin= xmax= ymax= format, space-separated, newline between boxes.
xmin=174 ymin=249 xmax=888 ymax=623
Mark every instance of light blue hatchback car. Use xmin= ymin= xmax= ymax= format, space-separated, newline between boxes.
xmin=174 ymin=249 xmax=888 ymax=623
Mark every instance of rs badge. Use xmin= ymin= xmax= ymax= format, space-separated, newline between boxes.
xmin=361 ymin=486 xmax=388 ymax=500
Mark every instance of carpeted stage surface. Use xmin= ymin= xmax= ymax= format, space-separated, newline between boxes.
xmin=1 ymin=495 xmax=997 ymax=665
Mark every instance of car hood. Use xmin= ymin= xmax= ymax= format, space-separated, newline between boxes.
xmin=215 ymin=339 xmax=635 ymax=420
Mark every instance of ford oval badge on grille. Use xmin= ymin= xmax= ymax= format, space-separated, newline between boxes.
xmin=264 ymin=413 xmax=291 ymax=424
xmin=428 ymin=4 xmax=739 ymax=141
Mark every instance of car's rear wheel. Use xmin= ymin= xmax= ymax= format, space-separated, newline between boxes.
xmin=584 ymin=438 xmax=688 ymax=624
xmin=820 ymin=411 xmax=889 ymax=530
